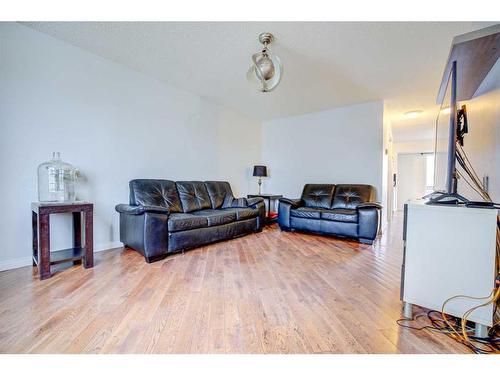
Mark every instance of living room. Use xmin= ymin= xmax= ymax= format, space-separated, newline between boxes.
xmin=1 ymin=1 xmax=500 ymax=372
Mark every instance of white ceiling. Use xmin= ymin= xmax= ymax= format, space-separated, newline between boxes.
xmin=23 ymin=21 xmax=495 ymax=141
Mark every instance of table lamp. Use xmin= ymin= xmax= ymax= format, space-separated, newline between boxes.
xmin=253 ymin=165 xmax=267 ymax=194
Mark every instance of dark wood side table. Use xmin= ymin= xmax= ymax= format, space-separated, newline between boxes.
xmin=31 ymin=201 xmax=93 ymax=280
xmin=247 ymin=194 xmax=283 ymax=224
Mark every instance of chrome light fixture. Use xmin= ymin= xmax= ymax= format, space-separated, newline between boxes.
xmin=247 ymin=32 xmax=282 ymax=92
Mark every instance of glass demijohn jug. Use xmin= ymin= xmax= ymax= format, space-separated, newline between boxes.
xmin=37 ymin=152 xmax=77 ymax=202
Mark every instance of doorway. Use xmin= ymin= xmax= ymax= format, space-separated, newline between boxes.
xmin=395 ymin=153 xmax=434 ymax=210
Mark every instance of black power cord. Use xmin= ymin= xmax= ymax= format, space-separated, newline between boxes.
xmin=397 ymin=310 xmax=500 ymax=354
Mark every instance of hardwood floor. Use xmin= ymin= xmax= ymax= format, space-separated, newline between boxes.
xmin=0 ymin=215 xmax=469 ymax=354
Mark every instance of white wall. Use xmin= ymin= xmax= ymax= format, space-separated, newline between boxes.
xmin=0 ymin=23 xmax=261 ymax=269
xmin=261 ymin=101 xmax=384 ymax=199
xmin=457 ymin=58 xmax=500 ymax=202
xmin=393 ymin=139 xmax=435 ymax=155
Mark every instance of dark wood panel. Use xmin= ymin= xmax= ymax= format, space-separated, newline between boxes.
xmin=38 ymin=213 xmax=51 ymax=280
xmin=73 ymin=212 xmax=82 ymax=248
xmin=32 ymin=247 xmax=84 ymax=266
xmin=437 ymin=25 xmax=500 ymax=104
xmin=50 ymin=248 xmax=84 ymax=265
xmin=31 ymin=202 xmax=93 ymax=215
xmin=83 ymin=209 xmax=93 ymax=268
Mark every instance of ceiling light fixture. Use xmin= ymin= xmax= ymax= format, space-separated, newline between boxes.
xmin=441 ymin=107 xmax=451 ymax=115
xmin=404 ymin=110 xmax=423 ymax=119
xmin=247 ymin=32 xmax=282 ymax=92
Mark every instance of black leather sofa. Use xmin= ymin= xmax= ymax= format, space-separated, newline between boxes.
xmin=116 ymin=179 xmax=265 ymax=262
xmin=278 ymin=184 xmax=382 ymax=244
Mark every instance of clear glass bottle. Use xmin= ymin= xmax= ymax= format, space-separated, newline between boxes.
xmin=37 ymin=152 xmax=77 ymax=202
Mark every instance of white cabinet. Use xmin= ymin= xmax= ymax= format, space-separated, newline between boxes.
xmin=402 ymin=200 xmax=498 ymax=332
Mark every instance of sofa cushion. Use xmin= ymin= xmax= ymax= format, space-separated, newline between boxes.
xmin=321 ymin=209 xmax=358 ymax=223
xmin=168 ymin=218 xmax=258 ymax=252
xmin=331 ymin=184 xmax=374 ymax=209
xmin=129 ymin=179 xmax=182 ymax=213
xmin=192 ymin=209 xmax=237 ymax=227
xmin=168 ymin=213 xmax=208 ymax=232
xmin=320 ymin=220 xmax=358 ymax=238
xmin=222 ymin=207 xmax=259 ymax=221
xmin=290 ymin=217 xmax=321 ymax=232
xmin=204 ymin=181 xmax=234 ymax=209
xmin=290 ymin=207 xmax=322 ymax=219
xmin=176 ymin=181 xmax=212 ymax=213
xmin=301 ymin=184 xmax=336 ymax=209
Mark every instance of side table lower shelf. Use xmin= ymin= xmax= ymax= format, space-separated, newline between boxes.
xmin=32 ymin=247 xmax=86 ymax=266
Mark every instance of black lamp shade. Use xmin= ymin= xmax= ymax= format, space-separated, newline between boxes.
xmin=253 ymin=165 xmax=268 ymax=177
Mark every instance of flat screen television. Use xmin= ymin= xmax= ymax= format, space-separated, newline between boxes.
xmin=427 ymin=62 xmax=467 ymax=204
xmin=433 ymin=70 xmax=453 ymax=195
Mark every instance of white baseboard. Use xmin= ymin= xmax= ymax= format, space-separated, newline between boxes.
xmin=0 ymin=256 xmax=33 ymax=272
xmin=0 ymin=241 xmax=124 ymax=272
xmin=95 ymin=241 xmax=123 ymax=252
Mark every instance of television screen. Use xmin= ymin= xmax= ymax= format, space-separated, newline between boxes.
xmin=433 ymin=70 xmax=453 ymax=193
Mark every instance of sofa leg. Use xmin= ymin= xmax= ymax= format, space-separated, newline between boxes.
xmin=145 ymin=254 xmax=168 ymax=263
xmin=359 ymin=238 xmax=374 ymax=245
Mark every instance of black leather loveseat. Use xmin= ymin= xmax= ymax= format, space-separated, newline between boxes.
xmin=278 ymin=184 xmax=381 ymax=244
xmin=116 ymin=179 xmax=265 ymax=262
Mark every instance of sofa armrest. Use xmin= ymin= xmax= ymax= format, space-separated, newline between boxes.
xmin=115 ymin=204 xmax=170 ymax=216
xmin=230 ymin=196 xmax=264 ymax=209
xmin=278 ymin=198 xmax=302 ymax=230
xmin=279 ymin=198 xmax=303 ymax=208
xmin=246 ymin=197 xmax=264 ymax=207
xmin=116 ymin=205 xmax=169 ymax=261
xmin=357 ymin=205 xmax=381 ymax=243
xmin=245 ymin=197 xmax=266 ymax=230
xmin=230 ymin=197 xmax=249 ymax=208
xmin=357 ymin=202 xmax=382 ymax=210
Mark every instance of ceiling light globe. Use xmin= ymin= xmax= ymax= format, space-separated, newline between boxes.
xmin=255 ymin=56 xmax=275 ymax=81
xmin=404 ymin=110 xmax=423 ymax=119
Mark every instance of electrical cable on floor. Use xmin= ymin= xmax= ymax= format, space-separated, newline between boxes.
xmin=397 ymin=307 xmax=500 ymax=354
xmin=440 ymin=288 xmax=500 ymax=354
